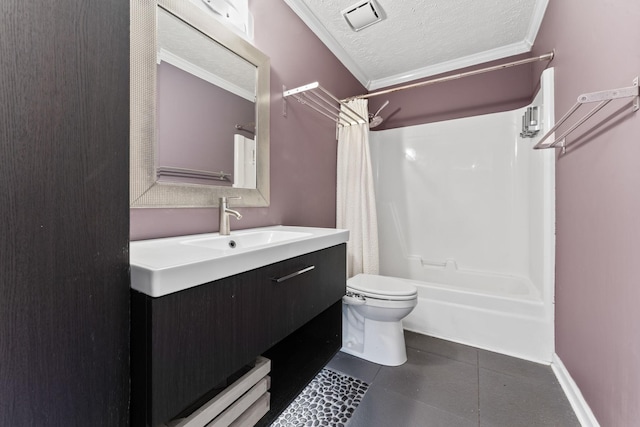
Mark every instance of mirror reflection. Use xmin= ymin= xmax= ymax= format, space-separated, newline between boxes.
xmin=130 ymin=0 xmax=269 ymax=208
xmin=156 ymin=8 xmax=258 ymax=189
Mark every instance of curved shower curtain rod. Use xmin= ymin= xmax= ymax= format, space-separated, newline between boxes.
xmin=343 ymin=51 xmax=555 ymax=102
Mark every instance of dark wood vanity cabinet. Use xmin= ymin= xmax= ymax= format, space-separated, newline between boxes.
xmin=131 ymin=244 xmax=346 ymax=427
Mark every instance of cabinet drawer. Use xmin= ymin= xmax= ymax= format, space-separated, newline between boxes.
xmin=265 ymin=245 xmax=346 ymax=345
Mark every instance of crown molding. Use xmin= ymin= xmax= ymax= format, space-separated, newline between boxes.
xmin=368 ymin=40 xmax=532 ymax=90
xmin=158 ymin=48 xmax=255 ymax=101
xmin=284 ymin=0 xmax=548 ymax=91
xmin=525 ymin=0 xmax=549 ymax=48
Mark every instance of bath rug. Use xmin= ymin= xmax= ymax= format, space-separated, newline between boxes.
xmin=270 ymin=368 xmax=369 ymax=427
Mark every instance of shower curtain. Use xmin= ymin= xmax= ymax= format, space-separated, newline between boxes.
xmin=336 ymin=99 xmax=379 ymax=277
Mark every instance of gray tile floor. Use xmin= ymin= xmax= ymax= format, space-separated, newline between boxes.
xmin=325 ymin=331 xmax=580 ymax=427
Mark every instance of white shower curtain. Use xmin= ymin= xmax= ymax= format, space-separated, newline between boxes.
xmin=336 ymin=99 xmax=379 ymax=278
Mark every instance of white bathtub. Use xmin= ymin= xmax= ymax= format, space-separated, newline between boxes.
xmin=403 ymin=272 xmax=553 ymax=363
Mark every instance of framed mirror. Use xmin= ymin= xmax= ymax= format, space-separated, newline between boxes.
xmin=130 ymin=0 xmax=270 ymax=207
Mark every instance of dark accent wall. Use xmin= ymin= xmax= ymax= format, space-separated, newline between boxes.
xmin=0 ymin=0 xmax=130 ymax=425
xmin=532 ymin=1 xmax=640 ymax=425
xmin=130 ymin=0 xmax=366 ymax=240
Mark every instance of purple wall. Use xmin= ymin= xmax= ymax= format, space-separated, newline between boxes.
xmin=370 ymin=53 xmax=534 ymax=131
xmin=131 ymin=0 xmax=365 ymax=240
xmin=157 ymin=62 xmax=254 ymax=185
xmin=533 ymin=1 xmax=640 ymax=426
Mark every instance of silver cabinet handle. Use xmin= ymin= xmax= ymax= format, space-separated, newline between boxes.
xmin=271 ymin=265 xmax=315 ymax=283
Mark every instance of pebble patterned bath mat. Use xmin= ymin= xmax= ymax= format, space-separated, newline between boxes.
xmin=270 ymin=368 xmax=369 ymax=427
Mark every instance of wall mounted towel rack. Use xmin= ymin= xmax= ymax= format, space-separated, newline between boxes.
xmin=283 ymin=82 xmax=367 ymax=126
xmin=534 ymin=77 xmax=639 ymax=153
xmin=157 ymin=166 xmax=232 ymax=183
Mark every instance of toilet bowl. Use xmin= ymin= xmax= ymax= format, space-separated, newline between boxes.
xmin=341 ymin=274 xmax=418 ymax=366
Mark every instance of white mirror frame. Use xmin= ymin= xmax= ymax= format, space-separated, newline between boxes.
xmin=130 ymin=0 xmax=270 ymax=207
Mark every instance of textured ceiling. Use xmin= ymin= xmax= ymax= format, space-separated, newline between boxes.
xmin=284 ymin=0 xmax=548 ymax=90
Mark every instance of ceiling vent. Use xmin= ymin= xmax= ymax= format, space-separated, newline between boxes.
xmin=341 ymin=0 xmax=384 ymax=32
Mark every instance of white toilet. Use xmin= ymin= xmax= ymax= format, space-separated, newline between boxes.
xmin=341 ymin=274 xmax=418 ymax=366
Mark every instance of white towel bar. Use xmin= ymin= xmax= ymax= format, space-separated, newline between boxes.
xmin=534 ymin=77 xmax=639 ymax=153
xmin=283 ymin=82 xmax=367 ymax=127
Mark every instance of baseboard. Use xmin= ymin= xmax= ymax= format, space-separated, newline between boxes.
xmin=551 ymin=353 xmax=600 ymax=427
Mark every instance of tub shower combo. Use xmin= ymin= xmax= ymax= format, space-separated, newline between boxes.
xmin=369 ymin=69 xmax=556 ymax=363
xmin=284 ymin=65 xmax=557 ymax=364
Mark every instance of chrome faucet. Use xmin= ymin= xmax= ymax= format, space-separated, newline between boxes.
xmin=219 ymin=197 xmax=242 ymax=235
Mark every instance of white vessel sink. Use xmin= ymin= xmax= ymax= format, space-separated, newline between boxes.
xmin=130 ymin=225 xmax=349 ymax=297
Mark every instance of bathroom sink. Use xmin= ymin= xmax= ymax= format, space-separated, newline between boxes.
xmin=181 ymin=230 xmax=313 ymax=251
xmin=130 ymin=225 xmax=349 ymax=298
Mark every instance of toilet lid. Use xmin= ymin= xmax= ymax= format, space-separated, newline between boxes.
xmin=347 ymin=274 xmax=417 ymax=299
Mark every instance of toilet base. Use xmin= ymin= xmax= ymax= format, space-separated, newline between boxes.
xmin=341 ymin=317 xmax=408 ymax=366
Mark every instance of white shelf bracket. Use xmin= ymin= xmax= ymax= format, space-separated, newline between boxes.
xmin=533 ymin=75 xmax=639 ymax=151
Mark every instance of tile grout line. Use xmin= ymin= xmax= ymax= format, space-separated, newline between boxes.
xmin=477 ymin=350 xmax=481 ymax=427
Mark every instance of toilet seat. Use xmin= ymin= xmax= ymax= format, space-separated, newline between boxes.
xmin=347 ymin=274 xmax=417 ymax=301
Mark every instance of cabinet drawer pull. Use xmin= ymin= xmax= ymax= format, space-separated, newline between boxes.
xmin=271 ymin=265 xmax=315 ymax=283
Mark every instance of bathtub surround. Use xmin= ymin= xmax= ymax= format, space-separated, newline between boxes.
xmin=337 ymin=99 xmax=379 ymax=277
xmin=370 ymin=68 xmax=555 ymax=363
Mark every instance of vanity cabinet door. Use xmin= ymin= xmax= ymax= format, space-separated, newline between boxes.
xmin=265 ymin=244 xmax=346 ymax=345
xmin=137 ymin=269 xmax=273 ymax=426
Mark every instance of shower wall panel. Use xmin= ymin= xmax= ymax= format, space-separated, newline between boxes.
xmin=371 ymin=112 xmax=531 ymax=282
xmin=370 ymin=67 xmax=554 ymax=301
